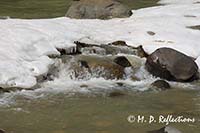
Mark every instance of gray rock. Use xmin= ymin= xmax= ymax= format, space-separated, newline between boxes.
xmin=145 ymin=48 xmax=199 ymax=82
xmin=66 ymin=0 xmax=132 ymax=19
xmin=151 ymin=80 xmax=171 ymax=90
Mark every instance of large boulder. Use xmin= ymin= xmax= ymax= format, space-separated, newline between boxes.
xmin=145 ymin=48 xmax=199 ymax=82
xmin=151 ymin=80 xmax=171 ymax=91
xmin=66 ymin=0 xmax=132 ymax=19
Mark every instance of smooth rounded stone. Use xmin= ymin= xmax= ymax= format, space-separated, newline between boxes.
xmin=66 ymin=55 xmax=125 ymax=80
xmin=145 ymin=48 xmax=199 ymax=82
xmin=151 ymin=80 xmax=171 ymax=90
xmin=66 ymin=0 xmax=132 ymax=19
xmin=147 ymin=126 xmax=182 ymax=133
xmin=80 ymin=84 xmax=88 ymax=88
xmin=113 ymin=56 xmax=132 ymax=67
xmin=147 ymin=31 xmax=156 ymax=36
xmin=108 ymin=40 xmax=128 ymax=46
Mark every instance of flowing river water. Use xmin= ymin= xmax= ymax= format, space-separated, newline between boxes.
xmin=0 ymin=0 xmax=200 ymax=133
xmin=0 ymin=52 xmax=200 ymax=133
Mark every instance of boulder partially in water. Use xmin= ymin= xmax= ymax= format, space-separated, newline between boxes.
xmin=66 ymin=0 xmax=132 ymax=19
xmin=151 ymin=80 xmax=171 ymax=91
xmin=145 ymin=48 xmax=199 ymax=82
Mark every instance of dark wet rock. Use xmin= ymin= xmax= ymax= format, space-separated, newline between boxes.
xmin=56 ymin=47 xmax=81 ymax=55
xmin=147 ymin=31 xmax=156 ymax=36
xmin=108 ymin=91 xmax=125 ymax=97
xmin=0 ymin=87 xmax=27 ymax=93
xmin=187 ymin=25 xmax=200 ymax=30
xmin=74 ymin=41 xmax=137 ymax=55
xmin=151 ymin=80 xmax=171 ymax=90
xmin=147 ymin=126 xmax=182 ymax=133
xmin=0 ymin=129 xmax=5 ymax=133
xmin=113 ymin=56 xmax=132 ymax=67
xmin=108 ymin=40 xmax=128 ymax=46
xmin=184 ymin=15 xmax=197 ymax=18
xmin=66 ymin=0 xmax=132 ymax=19
xmin=145 ymin=48 xmax=199 ymax=82
xmin=136 ymin=45 xmax=149 ymax=58
xmin=116 ymin=82 xmax=124 ymax=87
xmin=80 ymin=84 xmax=88 ymax=88
xmin=79 ymin=60 xmax=90 ymax=68
xmin=0 ymin=87 xmax=10 ymax=93
xmin=74 ymin=41 xmax=98 ymax=48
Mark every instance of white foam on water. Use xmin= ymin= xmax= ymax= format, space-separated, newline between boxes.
xmin=0 ymin=0 xmax=199 ymax=106
xmin=0 ymin=0 xmax=200 ymax=88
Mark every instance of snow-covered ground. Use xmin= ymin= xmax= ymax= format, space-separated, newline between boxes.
xmin=0 ymin=0 xmax=199 ymax=88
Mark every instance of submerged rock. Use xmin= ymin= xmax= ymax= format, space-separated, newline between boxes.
xmin=66 ymin=0 xmax=132 ymax=19
xmin=147 ymin=126 xmax=182 ymax=133
xmin=108 ymin=91 xmax=125 ymax=97
xmin=151 ymin=80 xmax=171 ymax=91
xmin=145 ymin=48 xmax=199 ymax=82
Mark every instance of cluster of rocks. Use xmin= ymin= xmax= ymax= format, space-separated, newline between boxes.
xmin=58 ymin=41 xmax=144 ymax=80
xmin=65 ymin=0 xmax=199 ymax=85
xmin=53 ymin=40 xmax=199 ymax=93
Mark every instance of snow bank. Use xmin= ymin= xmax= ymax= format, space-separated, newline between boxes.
xmin=0 ymin=0 xmax=199 ymax=88
xmin=159 ymin=0 xmax=200 ymax=4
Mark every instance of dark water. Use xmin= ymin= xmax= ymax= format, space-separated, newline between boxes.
xmin=0 ymin=0 xmax=159 ymax=19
